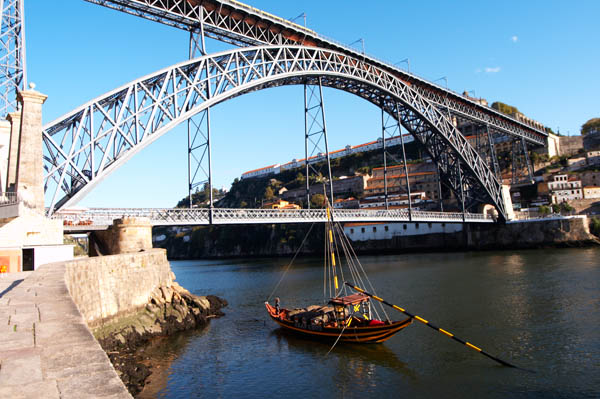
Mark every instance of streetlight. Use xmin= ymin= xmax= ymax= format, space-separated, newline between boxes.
xmin=289 ymin=12 xmax=306 ymax=27
xmin=349 ymin=38 xmax=365 ymax=54
xmin=433 ymin=76 xmax=448 ymax=89
xmin=396 ymin=58 xmax=410 ymax=73
xmin=466 ymin=89 xmax=476 ymax=98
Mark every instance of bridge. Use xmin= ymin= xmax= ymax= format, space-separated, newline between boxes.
xmin=1 ymin=0 xmax=547 ymax=231
xmin=59 ymin=207 xmax=494 ymax=233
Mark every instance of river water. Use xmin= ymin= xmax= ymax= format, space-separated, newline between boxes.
xmin=138 ymin=248 xmax=599 ymax=398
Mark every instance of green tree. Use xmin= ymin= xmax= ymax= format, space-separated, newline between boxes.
xmin=538 ymin=205 xmax=550 ymax=216
xmin=560 ymin=202 xmax=574 ymax=214
xmin=581 ymin=118 xmax=600 ymax=135
xmin=551 ymin=203 xmax=561 ymax=214
xmin=264 ymin=186 xmax=274 ymax=200
xmin=491 ymin=101 xmax=519 ymax=116
xmin=310 ymin=194 xmax=326 ymax=208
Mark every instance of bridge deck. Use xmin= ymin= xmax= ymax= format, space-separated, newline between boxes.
xmin=58 ymin=208 xmax=494 ymax=232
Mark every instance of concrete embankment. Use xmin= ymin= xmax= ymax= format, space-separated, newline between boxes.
xmin=0 ymin=248 xmax=226 ymax=398
xmin=0 ymin=265 xmax=130 ymax=398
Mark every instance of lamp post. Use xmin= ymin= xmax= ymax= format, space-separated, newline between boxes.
xmin=433 ymin=76 xmax=448 ymax=89
xmin=289 ymin=12 xmax=306 ymax=27
xmin=349 ymin=38 xmax=365 ymax=54
xmin=396 ymin=58 xmax=410 ymax=73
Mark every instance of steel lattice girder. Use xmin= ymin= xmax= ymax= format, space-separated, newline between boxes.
xmin=0 ymin=0 xmax=26 ymax=117
xmin=43 ymin=45 xmax=507 ymax=218
xmin=58 ymin=207 xmax=495 ymax=228
xmin=84 ymin=0 xmax=547 ymax=145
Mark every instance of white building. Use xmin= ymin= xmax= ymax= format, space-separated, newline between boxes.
xmin=583 ymin=186 xmax=600 ymax=199
xmin=343 ymin=222 xmax=462 ymax=241
xmin=546 ymin=174 xmax=583 ymax=204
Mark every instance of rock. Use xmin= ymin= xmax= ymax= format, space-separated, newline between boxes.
xmin=192 ymin=296 xmax=211 ymax=311
xmin=160 ymin=286 xmax=173 ymax=303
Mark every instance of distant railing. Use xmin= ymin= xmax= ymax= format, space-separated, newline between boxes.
xmin=0 ymin=192 xmax=18 ymax=207
xmin=55 ymin=207 xmax=494 ymax=229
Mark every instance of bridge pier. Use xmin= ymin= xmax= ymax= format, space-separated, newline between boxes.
xmin=0 ymin=86 xmax=72 ymax=273
xmin=90 ymin=217 xmax=153 ymax=256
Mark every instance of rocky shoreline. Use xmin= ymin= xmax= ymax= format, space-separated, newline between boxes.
xmin=92 ymin=282 xmax=227 ymax=396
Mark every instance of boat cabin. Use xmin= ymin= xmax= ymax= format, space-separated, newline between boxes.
xmin=329 ymin=293 xmax=372 ymax=323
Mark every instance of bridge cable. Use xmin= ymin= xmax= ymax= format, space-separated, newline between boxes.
xmin=267 ymin=222 xmax=316 ymax=302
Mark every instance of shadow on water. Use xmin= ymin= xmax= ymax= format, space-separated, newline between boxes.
xmin=270 ymin=327 xmax=418 ymax=382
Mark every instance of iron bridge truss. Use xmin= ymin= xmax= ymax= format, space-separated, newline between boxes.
xmin=43 ymin=45 xmax=509 ymax=219
xmin=83 ymin=0 xmax=547 ymax=146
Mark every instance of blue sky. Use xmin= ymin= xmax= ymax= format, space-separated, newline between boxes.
xmin=28 ymin=0 xmax=600 ymax=208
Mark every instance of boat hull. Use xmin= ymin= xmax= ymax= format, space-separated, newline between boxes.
xmin=266 ymin=302 xmax=412 ymax=344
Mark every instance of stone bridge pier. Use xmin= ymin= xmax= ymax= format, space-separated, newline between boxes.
xmin=89 ymin=217 xmax=153 ymax=256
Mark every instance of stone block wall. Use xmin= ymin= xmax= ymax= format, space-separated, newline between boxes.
xmin=64 ymin=248 xmax=173 ymax=327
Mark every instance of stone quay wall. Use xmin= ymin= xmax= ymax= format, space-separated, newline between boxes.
xmin=64 ymin=248 xmax=173 ymax=328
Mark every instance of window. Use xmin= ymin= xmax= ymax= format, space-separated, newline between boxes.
xmin=361 ymin=227 xmax=365 ymax=233
xmin=403 ymin=224 xmax=407 ymax=230
xmin=428 ymin=223 xmax=432 ymax=228
xmin=350 ymin=228 xmax=354 ymax=234
xmin=373 ymin=227 xmax=377 ymax=232
xmin=385 ymin=226 xmax=389 ymax=232
xmin=415 ymin=223 xmax=419 ymax=229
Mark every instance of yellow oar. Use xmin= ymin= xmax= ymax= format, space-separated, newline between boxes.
xmin=345 ymin=282 xmax=523 ymax=369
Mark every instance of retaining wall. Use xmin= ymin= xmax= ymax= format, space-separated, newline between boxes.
xmin=64 ymin=249 xmax=173 ymax=328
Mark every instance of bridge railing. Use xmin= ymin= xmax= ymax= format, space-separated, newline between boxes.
xmin=55 ymin=207 xmax=494 ymax=228
xmin=0 ymin=192 xmax=19 ymax=207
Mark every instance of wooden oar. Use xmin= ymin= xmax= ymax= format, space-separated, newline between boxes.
xmin=345 ymin=282 xmax=523 ymax=369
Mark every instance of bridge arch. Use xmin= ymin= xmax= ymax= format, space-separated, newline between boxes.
xmin=43 ymin=45 xmax=506 ymax=218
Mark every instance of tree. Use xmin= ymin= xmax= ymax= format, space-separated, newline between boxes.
xmin=264 ymin=186 xmax=274 ymax=200
xmin=551 ymin=203 xmax=561 ymax=214
xmin=310 ymin=194 xmax=326 ymax=208
xmin=560 ymin=202 xmax=574 ymax=214
xmin=491 ymin=101 xmax=520 ymax=116
xmin=581 ymin=118 xmax=600 ymax=136
xmin=538 ymin=205 xmax=550 ymax=217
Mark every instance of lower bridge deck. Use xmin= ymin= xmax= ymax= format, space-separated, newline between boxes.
xmin=58 ymin=208 xmax=495 ymax=232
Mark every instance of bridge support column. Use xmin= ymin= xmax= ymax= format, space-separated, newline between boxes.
xmin=501 ymin=185 xmax=515 ymax=221
xmin=90 ymin=217 xmax=153 ymax=255
xmin=15 ymin=86 xmax=47 ymax=212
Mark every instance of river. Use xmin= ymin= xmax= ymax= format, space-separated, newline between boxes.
xmin=137 ymin=248 xmax=599 ymax=398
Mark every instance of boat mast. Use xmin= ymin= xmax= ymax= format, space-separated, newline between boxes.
xmin=326 ymin=205 xmax=339 ymax=296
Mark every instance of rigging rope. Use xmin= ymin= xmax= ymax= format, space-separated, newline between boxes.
xmin=267 ymin=222 xmax=316 ymax=302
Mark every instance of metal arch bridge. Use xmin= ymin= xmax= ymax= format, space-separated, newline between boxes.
xmin=37 ymin=0 xmax=548 ymax=223
xmin=47 ymin=46 xmax=508 ymax=219
xmin=59 ymin=207 xmax=494 ymax=233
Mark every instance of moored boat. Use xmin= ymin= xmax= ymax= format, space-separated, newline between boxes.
xmin=265 ymin=202 xmax=413 ymax=344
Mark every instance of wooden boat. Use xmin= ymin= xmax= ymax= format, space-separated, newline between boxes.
xmin=265 ymin=204 xmax=413 ymax=344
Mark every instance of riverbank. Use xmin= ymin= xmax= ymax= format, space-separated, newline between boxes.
xmin=154 ymin=216 xmax=599 ymax=260
xmin=62 ymin=249 xmax=227 ymax=396
xmin=94 ymin=284 xmax=227 ymax=395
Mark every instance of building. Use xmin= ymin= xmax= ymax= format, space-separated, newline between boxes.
xmin=240 ymin=134 xmax=414 ymax=180
xmin=281 ymin=175 xmax=369 ymax=202
xmin=583 ymin=129 xmax=600 ymax=151
xmin=358 ymin=192 xmax=427 ymax=209
xmin=567 ymin=157 xmax=587 ymax=171
xmin=333 ymin=197 xmax=359 ymax=209
xmin=343 ymin=221 xmax=462 ymax=242
xmin=262 ymin=199 xmax=301 ymax=209
xmin=583 ymin=186 xmax=600 ymax=200
xmin=364 ymin=162 xmax=440 ymax=202
xmin=579 ymin=170 xmax=600 ymax=187
xmin=538 ymin=174 xmax=583 ymax=204
xmin=586 ymin=151 xmax=600 ymax=166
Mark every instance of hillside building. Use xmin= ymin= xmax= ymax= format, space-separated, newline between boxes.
xmin=538 ymin=174 xmax=583 ymax=204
